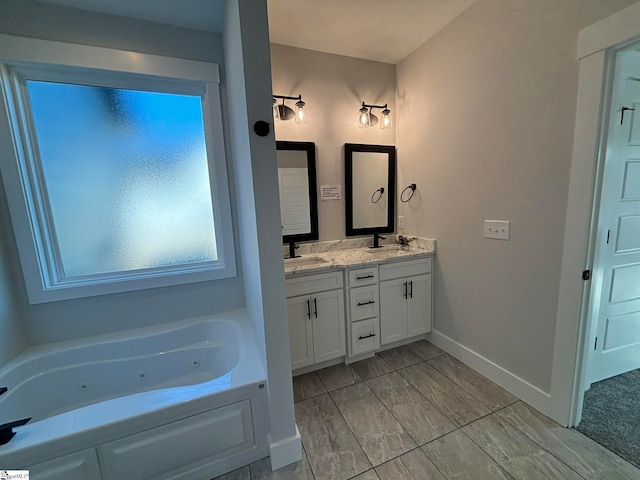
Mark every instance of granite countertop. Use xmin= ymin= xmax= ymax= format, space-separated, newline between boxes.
xmin=283 ymin=235 xmax=436 ymax=277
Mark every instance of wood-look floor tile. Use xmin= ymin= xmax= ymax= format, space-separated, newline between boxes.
xmin=406 ymin=339 xmax=444 ymax=361
xmin=351 ymin=470 xmax=381 ymax=480
xmin=427 ymin=354 xmax=517 ymax=411
xmin=497 ymin=402 xmax=640 ymax=480
xmin=366 ymin=372 xmax=456 ymax=445
xmin=250 ymin=449 xmax=314 ymax=480
xmin=295 ymin=394 xmax=371 ymax=480
xmin=398 ymin=362 xmax=491 ymax=427
xmin=462 ymin=415 xmax=583 ymax=479
xmin=214 ymin=465 xmax=251 ymax=480
xmin=378 ymin=345 xmax=423 ymax=370
xmin=316 ymin=363 xmax=362 ymax=392
xmin=375 ymin=448 xmax=446 ymax=480
xmin=331 ymin=382 xmax=417 ymax=466
xmin=293 ymin=372 xmax=327 ymax=402
xmin=422 ymin=430 xmax=513 ymax=480
xmin=350 ymin=355 xmax=394 ymax=380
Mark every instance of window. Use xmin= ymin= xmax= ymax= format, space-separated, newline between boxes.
xmin=0 ymin=35 xmax=236 ymax=303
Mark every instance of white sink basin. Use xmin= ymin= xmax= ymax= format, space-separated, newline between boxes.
xmin=284 ymin=256 xmax=329 ymax=267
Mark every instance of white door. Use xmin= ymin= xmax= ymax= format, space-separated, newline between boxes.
xmin=312 ymin=289 xmax=345 ymax=363
xmin=380 ymin=278 xmax=407 ymax=345
xmin=588 ymin=49 xmax=640 ymax=383
xmin=407 ymin=274 xmax=432 ymax=337
xmin=287 ymin=295 xmax=314 ymax=370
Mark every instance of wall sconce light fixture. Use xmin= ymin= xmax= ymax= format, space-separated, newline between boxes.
xmin=358 ymin=101 xmax=391 ymax=130
xmin=273 ymin=94 xmax=308 ymax=125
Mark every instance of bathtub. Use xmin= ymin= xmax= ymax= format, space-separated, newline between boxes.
xmin=0 ymin=309 xmax=268 ymax=480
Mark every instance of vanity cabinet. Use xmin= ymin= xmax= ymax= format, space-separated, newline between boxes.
xmin=286 ymin=271 xmax=345 ymax=370
xmin=379 ymin=258 xmax=432 ymax=345
xmin=346 ymin=266 xmax=381 ymax=357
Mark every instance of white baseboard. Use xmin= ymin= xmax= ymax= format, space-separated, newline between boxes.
xmin=427 ymin=330 xmax=551 ymax=415
xmin=268 ymin=425 xmax=302 ymax=470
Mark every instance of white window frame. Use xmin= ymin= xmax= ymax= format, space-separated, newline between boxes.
xmin=0 ymin=34 xmax=236 ymax=303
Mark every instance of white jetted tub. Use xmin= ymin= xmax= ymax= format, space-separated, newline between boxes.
xmin=0 ymin=309 xmax=268 ymax=480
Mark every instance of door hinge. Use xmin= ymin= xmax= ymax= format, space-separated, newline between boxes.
xmin=582 ymin=269 xmax=591 ymax=281
xmin=594 ymin=336 xmax=598 ymax=350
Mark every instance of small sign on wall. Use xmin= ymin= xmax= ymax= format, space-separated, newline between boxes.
xmin=320 ymin=185 xmax=341 ymax=200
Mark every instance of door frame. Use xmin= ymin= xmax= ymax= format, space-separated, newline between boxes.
xmin=549 ymin=2 xmax=640 ymax=427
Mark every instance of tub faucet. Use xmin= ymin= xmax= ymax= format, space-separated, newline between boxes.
xmin=371 ymin=233 xmax=386 ymax=249
xmin=288 ymin=241 xmax=299 ymax=259
xmin=0 ymin=417 xmax=31 ymax=445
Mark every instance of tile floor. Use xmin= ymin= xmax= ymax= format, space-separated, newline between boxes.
xmin=216 ymin=340 xmax=640 ymax=480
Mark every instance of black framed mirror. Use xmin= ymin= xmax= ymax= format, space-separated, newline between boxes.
xmin=276 ymin=141 xmax=319 ymax=243
xmin=345 ymin=143 xmax=396 ymax=236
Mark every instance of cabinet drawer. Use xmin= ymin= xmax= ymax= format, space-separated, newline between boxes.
xmin=349 ymin=284 xmax=379 ymax=322
xmin=286 ymin=271 xmax=344 ymax=297
xmin=348 ymin=266 xmax=378 ymax=287
xmin=379 ymin=257 xmax=431 ymax=281
xmin=350 ymin=318 xmax=380 ymax=356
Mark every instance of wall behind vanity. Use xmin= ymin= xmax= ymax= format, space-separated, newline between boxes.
xmin=270 ymin=44 xmax=395 ymax=240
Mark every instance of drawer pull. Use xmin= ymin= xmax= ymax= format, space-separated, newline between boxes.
xmin=357 ymin=300 xmax=376 ymax=306
xmin=356 ymin=274 xmax=374 ymax=280
xmin=358 ymin=333 xmax=376 ymax=340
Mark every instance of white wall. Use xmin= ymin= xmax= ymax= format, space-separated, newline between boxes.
xmin=270 ymin=44 xmax=396 ymax=241
xmin=0 ymin=0 xmax=245 ymax=347
xmin=396 ymin=0 xmax=640 ymax=393
xmin=224 ymin=0 xmax=299 ymax=468
xmin=0 ymin=179 xmax=28 ymax=367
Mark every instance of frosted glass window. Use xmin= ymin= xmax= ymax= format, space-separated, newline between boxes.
xmin=26 ymin=81 xmax=217 ymax=278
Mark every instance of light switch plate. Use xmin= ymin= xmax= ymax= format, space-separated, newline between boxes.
xmin=484 ymin=220 xmax=510 ymax=240
xmin=398 ymin=216 xmax=405 ymax=229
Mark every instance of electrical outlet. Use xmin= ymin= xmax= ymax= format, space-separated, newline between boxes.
xmin=398 ymin=216 xmax=405 ymax=229
xmin=484 ymin=220 xmax=510 ymax=240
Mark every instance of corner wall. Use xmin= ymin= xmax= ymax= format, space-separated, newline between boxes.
xmin=396 ymin=0 xmax=639 ymax=397
xmin=0 ymin=178 xmax=27 ymax=367
xmin=224 ymin=0 xmax=299 ymax=469
xmin=270 ymin=44 xmax=395 ymax=241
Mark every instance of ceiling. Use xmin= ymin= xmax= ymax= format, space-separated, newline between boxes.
xmin=36 ymin=0 xmax=226 ymax=33
xmin=35 ymin=0 xmax=476 ymax=65
xmin=267 ymin=0 xmax=476 ymax=64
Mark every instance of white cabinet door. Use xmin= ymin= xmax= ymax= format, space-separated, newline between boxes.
xmin=380 ymin=278 xmax=407 ymax=345
xmin=407 ymin=274 xmax=432 ymax=337
xmin=29 ymin=449 xmax=102 ymax=480
xmin=313 ymin=289 xmax=345 ymax=363
xmin=287 ymin=294 xmax=314 ymax=370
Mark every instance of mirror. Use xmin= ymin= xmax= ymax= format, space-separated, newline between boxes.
xmin=276 ymin=141 xmax=319 ymax=243
xmin=345 ymin=143 xmax=396 ymax=236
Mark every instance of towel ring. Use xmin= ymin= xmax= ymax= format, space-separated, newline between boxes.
xmin=371 ymin=187 xmax=384 ymax=204
xmin=400 ymin=183 xmax=417 ymax=203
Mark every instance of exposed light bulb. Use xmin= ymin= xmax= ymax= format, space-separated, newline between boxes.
xmin=294 ymin=99 xmax=308 ymax=125
xmin=358 ymin=106 xmax=370 ymax=128
xmin=380 ymin=108 xmax=391 ymax=130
